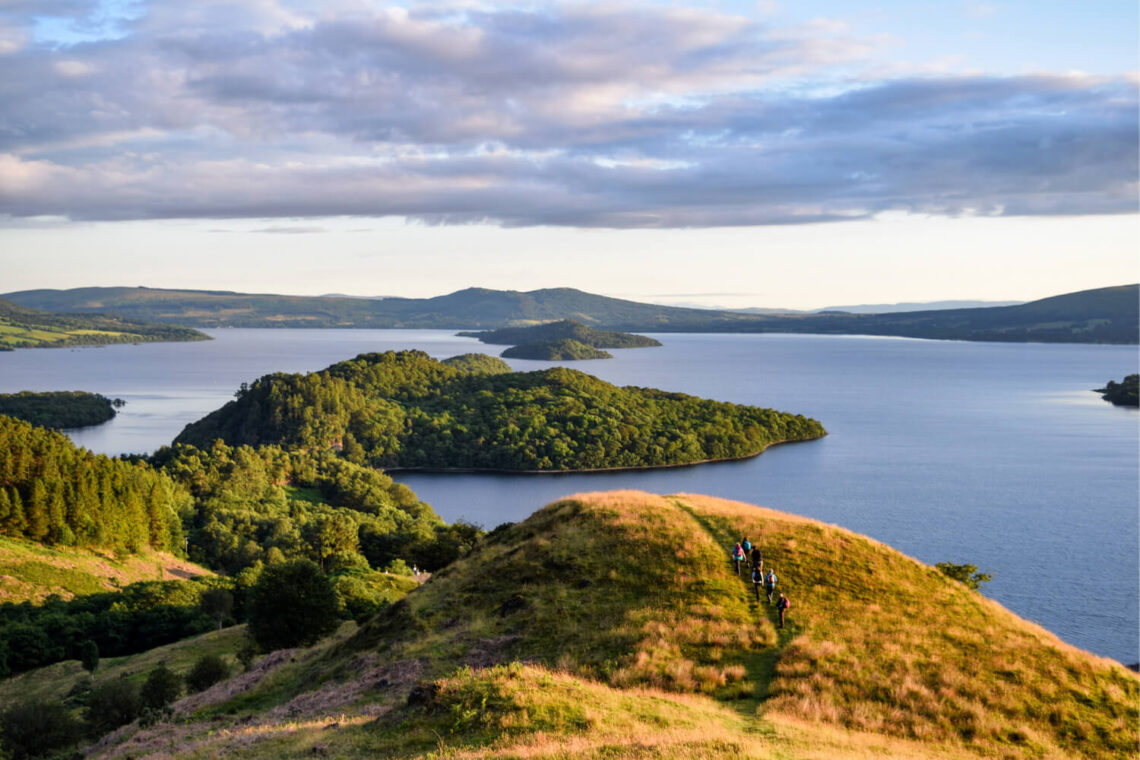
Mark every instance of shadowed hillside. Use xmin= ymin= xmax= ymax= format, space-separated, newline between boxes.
xmin=78 ymin=491 xmax=1137 ymax=760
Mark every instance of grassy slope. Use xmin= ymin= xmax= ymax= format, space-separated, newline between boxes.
xmin=0 ymin=537 xmax=211 ymax=604
xmin=74 ymin=491 xmax=1136 ymax=759
xmin=0 ymin=297 xmax=209 ymax=349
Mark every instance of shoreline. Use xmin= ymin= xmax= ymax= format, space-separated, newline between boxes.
xmin=382 ymin=434 xmax=824 ymax=476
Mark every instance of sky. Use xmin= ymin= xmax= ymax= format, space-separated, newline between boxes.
xmin=0 ymin=0 xmax=1136 ymax=310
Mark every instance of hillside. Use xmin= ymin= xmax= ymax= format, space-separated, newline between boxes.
xmin=75 ymin=491 xmax=1136 ymax=760
xmin=459 ymin=319 xmax=662 ymax=348
xmin=173 ymin=351 xmax=826 ymax=471
xmin=6 ymin=284 xmax=1136 ymax=343
xmin=0 ymin=297 xmax=209 ymax=349
xmin=0 ymin=536 xmax=209 ymax=604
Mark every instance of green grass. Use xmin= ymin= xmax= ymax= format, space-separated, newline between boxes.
xmin=0 ymin=536 xmax=211 ymax=603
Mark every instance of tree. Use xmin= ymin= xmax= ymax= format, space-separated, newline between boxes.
xmin=199 ymin=588 xmax=234 ymax=631
xmin=79 ymin=639 xmax=99 ymax=678
xmin=935 ymin=562 xmax=992 ymax=591
xmin=247 ymin=560 xmax=340 ymax=651
xmin=0 ymin=698 xmax=83 ymax=760
xmin=184 ymin=654 xmax=230 ymax=693
xmin=85 ymin=677 xmax=141 ymax=735
xmin=141 ymin=663 xmax=182 ymax=709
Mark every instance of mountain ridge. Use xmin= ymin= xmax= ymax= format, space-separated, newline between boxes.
xmin=3 ymin=284 xmax=1136 ymax=343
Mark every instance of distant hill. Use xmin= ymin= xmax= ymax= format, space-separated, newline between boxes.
xmin=4 ymin=284 xmax=1136 ymax=343
xmin=813 ymin=299 xmax=1025 ymax=314
xmin=75 ymin=491 xmax=1139 ymax=760
xmin=0 ymin=297 xmax=209 ymax=349
xmin=0 ymin=390 xmax=120 ymax=429
xmin=460 ymin=319 xmax=662 ymax=348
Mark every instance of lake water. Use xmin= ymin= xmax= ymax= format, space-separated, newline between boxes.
xmin=0 ymin=329 xmax=1136 ymax=664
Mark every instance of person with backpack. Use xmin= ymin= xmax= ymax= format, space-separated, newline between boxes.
xmin=764 ymin=569 xmax=777 ymax=603
xmin=749 ymin=545 xmax=762 ymax=571
xmin=776 ymin=593 xmax=790 ymax=628
xmin=732 ymin=543 xmax=746 ymax=575
xmin=741 ymin=537 xmax=752 ymax=555
xmin=751 ymin=564 xmax=764 ymax=601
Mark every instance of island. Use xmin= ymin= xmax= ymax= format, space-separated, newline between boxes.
xmin=174 ymin=350 xmax=825 ymax=471
xmin=1096 ymin=374 xmax=1139 ymax=407
xmin=0 ymin=297 xmax=209 ymax=350
xmin=460 ymin=319 xmax=662 ymax=349
xmin=501 ymin=338 xmax=612 ymax=360
xmin=0 ymin=391 xmax=124 ymax=429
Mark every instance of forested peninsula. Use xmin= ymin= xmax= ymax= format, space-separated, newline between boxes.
xmin=0 ymin=391 xmax=122 ymax=429
xmin=1096 ymin=375 xmax=1139 ymax=407
xmin=460 ymin=319 xmax=661 ymax=348
xmin=0 ymin=298 xmax=208 ymax=350
xmin=174 ymin=351 xmax=825 ymax=471
xmin=502 ymin=339 xmax=612 ymax=360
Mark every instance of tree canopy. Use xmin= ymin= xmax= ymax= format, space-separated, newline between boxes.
xmin=175 ymin=351 xmax=825 ymax=471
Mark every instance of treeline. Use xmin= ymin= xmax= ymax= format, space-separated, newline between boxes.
xmin=175 ymin=351 xmax=826 ymax=471
xmin=153 ymin=441 xmax=481 ymax=574
xmin=0 ymin=578 xmax=223 ymax=677
xmin=0 ymin=416 xmax=186 ymax=553
xmin=0 ymin=391 xmax=121 ymax=429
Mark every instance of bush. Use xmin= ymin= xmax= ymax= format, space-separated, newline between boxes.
xmin=247 ymin=560 xmax=340 ymax=651
xmin=141 ymin=663 xmax=181 ymax=709
xmin=0 ymin=698 xmax=84 ymax=760
xmin=85 ymin=676 xmax=141 ymax=735
xmin=185 ymin=654 xmax=231 ymax=693
xmin=935 ymin=562 xmax=992 ymax=590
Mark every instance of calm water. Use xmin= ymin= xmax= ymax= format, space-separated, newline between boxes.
xmin=1 ymin=330 xmax=1136 ymax=663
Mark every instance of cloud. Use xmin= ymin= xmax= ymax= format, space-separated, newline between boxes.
xmin=0 ymin=1 xmax=1134 ymax=227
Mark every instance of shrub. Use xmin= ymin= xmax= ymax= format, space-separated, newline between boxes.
xmin=141 ymin=663 xmax=182 ymax=709
xmin=0 ymin=698 xmax=84 ymax=760
xmin=85 ymin=676 xmax=142 ymax=735
xmin=935 ymin=562 xmax=992 ymax=590
xmin=247 ymin=560 xmax=340 ymax=651
xmin=185 ymin=654 xmax=231 ymax=693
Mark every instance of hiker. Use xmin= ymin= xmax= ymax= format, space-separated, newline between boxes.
xmin=776 ymin=593 xmax=790 ymax=628
xmin=751 ymin=564 xmax=764 ymax=601
xmin=749 ymin=545 xmax=762 ymax=571
xmin=732 ymin=543 xmax=746 ymax=574
xmin=764 ymin=569 xmax=777 ymax=603
xmin=741 ymin=537 xmax=751 ymax=555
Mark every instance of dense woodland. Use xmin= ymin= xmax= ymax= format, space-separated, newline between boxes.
xmin=460 ymin=319 xmax=661 ymax=348
xmin=0 ymin=391 xmax=121 ymax=429
xmin=0 ymin=417 xmax=186 ymax=553
xmin=175 ymin=351 xmax=826 ymax=470
xmin=501 ymin=339 xmax=612 ymax=360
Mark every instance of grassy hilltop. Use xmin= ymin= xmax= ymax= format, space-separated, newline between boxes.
xmin=83 ymin=491 xmax=1136 ymax=760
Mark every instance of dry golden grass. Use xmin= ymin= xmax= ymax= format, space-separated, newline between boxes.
xmin=76 ymin=490 xmax=1137 ymax=760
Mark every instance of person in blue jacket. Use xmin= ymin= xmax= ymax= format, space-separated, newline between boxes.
xmin=764 ymin=568 xmax=778 ymax=603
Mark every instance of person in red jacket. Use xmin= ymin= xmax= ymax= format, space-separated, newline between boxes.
xmin=776 ymin=592 xmax=790 ymax=628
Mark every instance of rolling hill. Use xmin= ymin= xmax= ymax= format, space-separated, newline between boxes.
xmin=0 ymin=297 xmax=209 ymax=350
xmin=68 ymin=490 xmax=1135 ymax=760
xmin=4 ymin=284 xmax=1136 ymax=343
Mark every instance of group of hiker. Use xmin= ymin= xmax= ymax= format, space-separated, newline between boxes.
xmin=732 ymin=537 xmax=791 ymax=628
